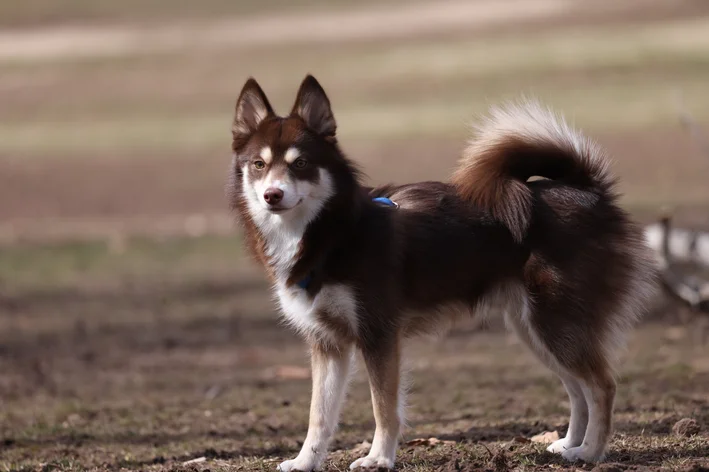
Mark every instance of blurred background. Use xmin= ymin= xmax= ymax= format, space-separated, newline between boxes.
xmin=1 ymin=1 xmax=709 ymax=471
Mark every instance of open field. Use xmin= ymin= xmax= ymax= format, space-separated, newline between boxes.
xmin=2 ymin=0 xmax=709 ymax=471
xmin=1 ymin=0 xmax=709 ymax=241
xmin=2 ymin=266 xmax=709 ymax=471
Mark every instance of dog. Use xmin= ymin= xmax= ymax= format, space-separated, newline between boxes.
xmin=227 ymin=75 xmax=656 ymax=471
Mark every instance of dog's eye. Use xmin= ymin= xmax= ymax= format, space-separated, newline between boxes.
xmin=253 ymin=160 xmax=266 ymax=170
xmin=293 ymin=158 xmax=308 ymax=169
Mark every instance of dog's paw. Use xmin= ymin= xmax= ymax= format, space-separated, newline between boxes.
xmin=546 ymin=437 xmax=574 ymax=454
xmin=278 ymin=456 xmax=320 ymax=472
xmin=560 ymin=445 xmax=604 ymax=463
xmin=349 ymin=455 xmax=394 ymax=470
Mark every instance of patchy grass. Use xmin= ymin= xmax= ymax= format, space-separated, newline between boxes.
xmin=0 ymin=234 xmax=244 ymax=291
xmin=1 ymin=292 xmax=708 ymax=472
xmin=0 ymin=218 xmax=707 ymax=472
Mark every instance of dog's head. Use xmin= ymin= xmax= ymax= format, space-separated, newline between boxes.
xmin=230 ymin=75 xmax=355 ymax=227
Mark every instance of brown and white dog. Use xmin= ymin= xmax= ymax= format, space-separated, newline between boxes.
xmin=227 ymin=75 xmax=656 ymax=470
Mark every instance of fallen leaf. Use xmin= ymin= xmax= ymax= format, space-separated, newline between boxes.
xmin=664 ymin=326 xmax=687 ymax=342
xmin=530 ymin=431 xmax=559 ymax=444
xmin=182 ymin=456 xmax=206 ymax=465
xmin=349 ymin=440 xmax=372 ymax=455
xmin=512 ymin=436 xmax=531 ymax=443
xmin=405 ymin=437 xmax=456 ymax=447
xmin=262 ymin=365 xmax=311 ymax=380
xmin=672 ymin=418 xmax=701 ymax=437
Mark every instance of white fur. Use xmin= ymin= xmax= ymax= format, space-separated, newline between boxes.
xmin=243 ymin=165 xmax=332 ymax=277
xmin=250 ymin=168 xmax=322 ymax=215
xmin=260 ymin=146 xmax=273 ymax=164
xmin=503 ymin=289 xmax=604 ymax=460
xmin=244 ymin=163 xmax=359 ymax=471
xmin=242 ymin=164 xmax=359 ymax=343
xmin=284 ymin=147 xmax=301 ymax=164
xmin=349 ymin=359 xmax=408 ymax=470
xmin=559 ymin=378 xmax=612 ymax=462
xmin=470 ymin=101 xmax=610 ymax=182
xmin=277 ymin=283 xmax=359 ymax=344
xmin=279 ymin=347 xmax=355 ymax=472
xmin=349 ymin=419 xmax=398 ymax=470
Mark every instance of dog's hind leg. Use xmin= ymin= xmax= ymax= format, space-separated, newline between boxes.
xmin=547 ymin=374 xmax=589 ymax=453
xmin=505 ymin=299 xmax=588 ymax=453
xmin=505 ymin=292 xmax=615 ymax=462
xmin=350 ymin=336 xmax=403 ymax=470
xmin=560 ymin=368 xmax=616 ymax=462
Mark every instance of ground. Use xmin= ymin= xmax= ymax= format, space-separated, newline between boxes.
xmin=2 ymin=267 xmax=709 ymax=471
xmin=1 ymin=0 xmax=709 ymax=471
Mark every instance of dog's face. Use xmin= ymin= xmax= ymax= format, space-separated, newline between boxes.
xmin=231 ymin=76 xmax=340 ymax=224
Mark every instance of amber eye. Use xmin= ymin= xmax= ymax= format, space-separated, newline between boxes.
xmin=253 ymin=160 xmax=266 ymax=170
xmin=293 ymin=158 xmax=308 ymax=169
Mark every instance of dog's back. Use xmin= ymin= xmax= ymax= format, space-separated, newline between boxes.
xmin=364 ymin=102 xmax=656 ymax=463
xmin=228 ymin=77 xmax=657 ymax=471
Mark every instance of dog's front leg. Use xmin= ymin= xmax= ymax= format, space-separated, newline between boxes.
xmin=350 ymin=337 xmax=402 ymax=470
xmin=278 ymin=342 xmax=353 ymax=472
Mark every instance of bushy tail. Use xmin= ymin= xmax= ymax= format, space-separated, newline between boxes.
xmin=452 ymin=101 xmax=616 ymax=242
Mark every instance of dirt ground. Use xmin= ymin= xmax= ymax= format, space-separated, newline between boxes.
xmin=1 ymin=271 xmax=709 ymax=472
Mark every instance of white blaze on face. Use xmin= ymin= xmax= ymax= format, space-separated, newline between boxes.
xmin=260 ymin=146 xmax=273 ymax=164
xmin=243 ymin=146 xmax=331 ymax=213
xmin=284 ymin=147 xmax=300 ymax=164
xmin=252 ymin=169 xmax=305 ymax=210
xmin=242 ymin=161 xmax=335 ymax=279
xmin=242 ymin=158 xmax=334 ymax=224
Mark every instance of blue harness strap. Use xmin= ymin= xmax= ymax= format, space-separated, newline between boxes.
xmin=296 ymin=196 xmax=398 ymax=290
xmin=372 ymin=197 xmax=399 ymax=208
xmin=296 ymin=273 xmax=313 ymax=290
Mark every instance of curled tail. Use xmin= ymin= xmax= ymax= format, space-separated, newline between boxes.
xmin=452 ymin=101 xmax=616 ymax=242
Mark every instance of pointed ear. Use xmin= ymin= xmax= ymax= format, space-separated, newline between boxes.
xmin=233 ymin=78 xmax=274 ymax=139
xmin=291 ymin=75 xmax=336 ymax=137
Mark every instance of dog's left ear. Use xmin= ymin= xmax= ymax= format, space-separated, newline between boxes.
xmin=291 ymin=75 xmax=336 ymax=138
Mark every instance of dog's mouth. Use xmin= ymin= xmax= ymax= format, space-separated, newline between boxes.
xmin=267 ymin=198 xmax=304 ymax=214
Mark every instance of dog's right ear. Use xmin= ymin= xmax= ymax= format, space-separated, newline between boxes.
xmin=232 ymin=78 xmax=274 ymax=141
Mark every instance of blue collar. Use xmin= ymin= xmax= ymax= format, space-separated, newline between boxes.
xmin=296 ymin=196 xmax=398 ymax=290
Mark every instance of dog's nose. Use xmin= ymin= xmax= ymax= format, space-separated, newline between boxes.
xmin=263 ymin=188 xmax=284 ymax=205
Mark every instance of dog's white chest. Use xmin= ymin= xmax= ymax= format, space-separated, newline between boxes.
xmin=276 ymin=283 xmax=359 ymax=343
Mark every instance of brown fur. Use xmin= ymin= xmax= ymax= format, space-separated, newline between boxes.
xmin=227 ymin=77 xmax=658 ymax=469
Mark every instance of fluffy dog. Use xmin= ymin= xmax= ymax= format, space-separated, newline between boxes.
xmin=227 ymin=75 xmax=656 ymax=470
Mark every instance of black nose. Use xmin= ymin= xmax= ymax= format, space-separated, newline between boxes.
xmin=263 ymin=188 xmax=284 ymax=205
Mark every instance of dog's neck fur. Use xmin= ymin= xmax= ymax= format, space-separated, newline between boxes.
xmin=232 ymin=146 xmax=364 ymax=291
xmin=227 ymin=76 xmax=367 ymax=291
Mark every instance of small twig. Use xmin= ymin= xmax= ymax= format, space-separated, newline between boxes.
xmin=182 ymin=457 xmax=207 ymax=466
xmin=479 ymin=442 xmax=494 ymax=459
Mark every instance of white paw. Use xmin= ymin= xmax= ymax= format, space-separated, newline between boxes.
xmin=278 ymin=455 xmax=320 ymax=472
xmin=561 ymin=445 xmax=604 ymax=463
xmin=546 ymin=437 xmax=573 ymax=454
xmin=349 ymin=455 xmax=394 ymax=470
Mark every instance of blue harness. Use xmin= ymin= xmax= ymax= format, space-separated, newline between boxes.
xmin=371 ymin=197 xmax=399 ymax=208
xmin=296 ymin=196 xmax=398 ymax=289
